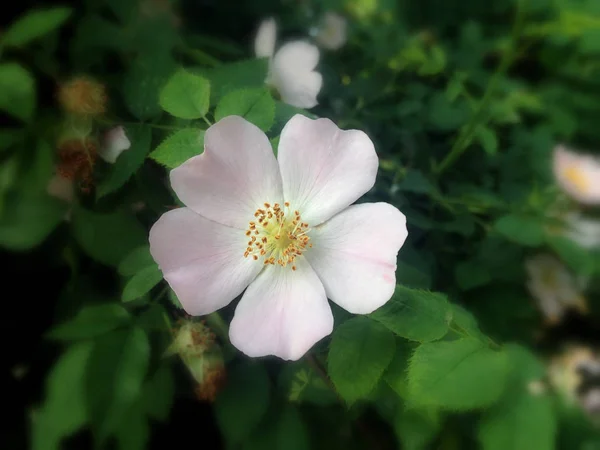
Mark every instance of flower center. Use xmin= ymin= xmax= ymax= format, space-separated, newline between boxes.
xmin=563 ymin=165 xmax=590 ymax=193
xmin=244 ymin=202 xmax=311 ymax=271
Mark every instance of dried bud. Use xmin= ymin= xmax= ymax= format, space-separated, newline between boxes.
xmin=57 ymin=77 xmax=107 ymax=116
xmin=195 ymin=364 xmax=227 ymax=402
xmin=56 ymin=138 xmax=97 ymax=193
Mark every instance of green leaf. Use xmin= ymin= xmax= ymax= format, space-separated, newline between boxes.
xmin=0 ymin=63 xmax=36 ymax=122
xmin=278 ymin=361 xmax=338 ymax=406
xmin=328 ymin=317 xmax=396 ymax=405
xmin=383 ymin=340 xmax=414 ymax=398
xmin=244 ymin=405 xmax=310 ymax=450
xmin=494 ymin=213 xmax=544 ymax=247
xmin=476 ymin=126 xmax=498 ymax=155
xmin=215 ymin=361 xmax=270 ymax=443
xmin=398 ymin=169 xmax=435 ymax=194
xmin=115 ymin=403 xmax=149 ymax=450
xmin=202 ymin=58 xmax=269 ymax=104
xmin=215 ymin=88 xmax=275 ymax=131
xmin=149 ymin=128 xmax=205 ymax=169
xmin=122 ymin=265 xmax=163 ymax=302
xmin=427 ymin=93 xmax=470 ymax=131
xmin=546 ymin=235 xmax=594 ymax=276
xmin=2 ymin=7 xmax=72 ymax=47
xmin=396 ymin=261 xmax=433 ymax=289
xmin=450 ymin=304 xmax=486 ymax=341
xmin=393 ymin=407 xmax=440 ymax=450
xmin=455 ymin=260 xmax=492 ymax=290
xmin=123 ymin=53 xmax=176 ymax=120
xmin=47 ymin=304 xmax=130 ymax=340
xmin=0 ymin=193 xmax=66 ymax=251
xmin=118 ymin=245 xmax=155 ymax=277
xmin=86 ymin=327 xmax=150 ymax=440
xmin=141 ymin=364 xmax=175 ymax=422
xmin=97 ymin=125 xmax=152 ymax=198
xmin=159 ymin=69 xmax=210 ymax=119
xmin=72 ymin=208 xmax=147 ymax=267
xmin=32 ymin=342 xmax=92 ymax=450
xmin=407 ymin=338 xmax=509 ymax=410
xmin=478 ymin=345 xmax=556 ymax=450
xmin=0 ymin=129 xmax=25 ymax=152
xmin=370 ymin=285 xmax=451 ymax=342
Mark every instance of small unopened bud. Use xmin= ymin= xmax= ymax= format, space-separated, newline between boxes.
xmin=57 ymin=77 xmax=107 ymax=116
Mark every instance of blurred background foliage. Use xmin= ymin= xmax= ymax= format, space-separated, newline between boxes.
xmin=2 ymin=0 xmax=600 ymax=448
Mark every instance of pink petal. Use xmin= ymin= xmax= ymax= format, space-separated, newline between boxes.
xmin=170 ymin=116 xmax=283 ymax=229
xmin=229 ymin=258 xmax=333 ymax=360
xmin=305 ymin=203 xmax=407 ymax=314
xmin=553 ymin=145 xmax=600 ymax=204
xmin=272 ymin=41 xmax=322 ymax=108
xmin=149 ymin=207 xmax=262 ymax=315
xmin=99 ymin=126 xmax=131 ymax=164
xmin=254 ymin=18 xmax=277 ymax=59
xmin=277 ymin=114 xmax=378 ymax=225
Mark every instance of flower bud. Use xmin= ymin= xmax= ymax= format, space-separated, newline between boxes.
xmin=57 ymin=77 xmax=107 ymax=116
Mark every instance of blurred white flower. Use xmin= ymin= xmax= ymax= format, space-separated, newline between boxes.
xmin=47 ymin=174 xmax=74 ymax=204
xmin=316 ymin=12 xmax=348 ymax=50
xmin=254 ymin=18 xmax=323 ymax=109
xmin=563 ymin=212 xmax=600 ymax=249
xmin=525 ymin=253 xmax=588 ymax=324
xmin=553 ymin=145 xmax=600 ymax=205
xmin=99 ymin=126 xmax=131 ymax=164
xmin=549 ymin=345 xmax=597 ymax=404
xmin=149 ymin=115 xmax=407 ymax=360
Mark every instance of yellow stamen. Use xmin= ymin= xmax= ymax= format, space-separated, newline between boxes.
xmin=242 ymin=202 xmax=312 ymax=269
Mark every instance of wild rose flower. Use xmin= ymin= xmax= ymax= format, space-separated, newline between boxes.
xmin=563 ymin=212 xmax=600 ymax=249
xmin=99 ymin=126 xmax=131 ymax=164
xmin=553 ymin=145 xmax=600 ymax=205
xmin=525 ymin=253 xmax=588 ymax=324
xmin=149 ymin=115 xmax=407 ymax=360
xmin=254 ymin=18 xmax=323 ymax=109
xmin=316 ymin=12 xmax=348 ymax=51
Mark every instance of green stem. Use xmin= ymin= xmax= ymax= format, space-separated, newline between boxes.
xmin=179 ymin=46 xmax=222 ymax=67
xmin=205 ymin=312 xmax=229 ymax=341
xmin=435 ymin=0 xmax=527 ymax=175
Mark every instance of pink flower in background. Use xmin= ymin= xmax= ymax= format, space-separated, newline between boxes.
xmin=255 ymin=18 xmax=323 ymax=109
xmin=553 ymin=145 xmax=600 ymax=205
xmin=316 ymin=12 xmax=348 ymax=51
xmin=149 ymin=115 xmax=407 ymax=360
xmin=99 ymin=126 xmax=131 ymax=164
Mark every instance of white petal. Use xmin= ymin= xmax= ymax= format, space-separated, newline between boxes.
xmin=305 ymin=203 xmax=407 ymax=314
xmin=553 ymin=145 xmax=600 ymax=204
xmin=316 ymin=12 xmax=348 ymax=50
xmin=229 ymin=258 xmax=333 ymax=361
xmin=47 ymin=174 xmax=74 ymax=203
xmin=99 ymin=126 xmax=131 ymax=164
xmin=254 ymin=18 xmax=277 ymax=58
xmin=149 ymin=207 xmax=262 ymax=316
xmin=170 ymin=116 xmax=283 ymax=229
xmin=272 ymin=41 xmax=322 ymax=108
xmin=277 ymin=114 xmax=378 ymax=225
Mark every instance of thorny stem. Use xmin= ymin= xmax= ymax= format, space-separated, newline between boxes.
xmin=435 ymin=0 xmax=527 ymax=175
